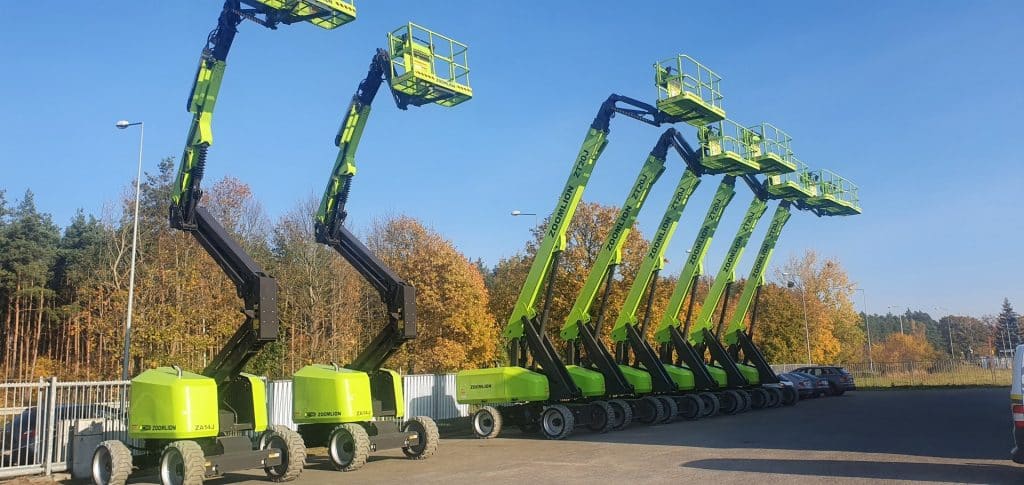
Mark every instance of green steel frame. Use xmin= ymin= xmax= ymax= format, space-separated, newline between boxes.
xmin=388 ymin=22 xmax=472 ymax=107
xmin=805 ymin=169 xmax=861 ymax=215
xmin=654 ymin=54 xmax=726 ymax=126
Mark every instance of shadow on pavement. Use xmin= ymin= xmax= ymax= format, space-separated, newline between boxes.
xmin=456 ymin=389 xmax=1011 ymax=461
xmin=681 ymin=457 xmax=1023 ymax=483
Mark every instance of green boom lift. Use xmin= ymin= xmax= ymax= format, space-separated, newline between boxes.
xmin=91 ymin=2 xmax=355 ymax=485
xmin=642 ymin=120 xmax=804 ymax=416
xmin=456 ymin=54 xmax=726 ymax=440
xmin=720 ymin=165 xmax=861 ymax=381
xmin=559 ymin=128 xmax=713 ymax=428
xmin=290 ymin=23 xmax=471 ymax=472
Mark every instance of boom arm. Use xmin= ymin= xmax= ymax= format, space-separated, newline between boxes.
xmin=652 ymin=176 xmax=737 ymax=344
xmin=503 ymin=94 xmax=666 ymax=340
xmin=687 ymin=195 xmax=769 ymax=346
xmin=722 ymin=201 xmax=792 ymax=345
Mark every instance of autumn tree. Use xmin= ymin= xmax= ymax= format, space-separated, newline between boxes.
xmin=871 ymin=331 xmax=939 ymax=363
xmin=367 ymin=216 xmax=499 ymax=373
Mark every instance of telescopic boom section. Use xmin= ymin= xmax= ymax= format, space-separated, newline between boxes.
xmin=688 ymin=196 xmax=769 ymax=346
xmin=503 ymin=95 xmax=666 ymax=340
xmin=653 ymin=177 xmax=737 ymax=344
xmin=723 ymin=201 xmax=792 ymax=346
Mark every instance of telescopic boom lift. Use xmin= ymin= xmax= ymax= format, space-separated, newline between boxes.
xmin=559 ymin=128 xmax=711 ymax=426
xmin=289 ymin=23 xmax=471 ymax=472
xmin=721 ymin=165 xmax=860 ymax=384
xmin=91 ymin=3 xmax=355 ymax=485
xmin=457 ymin=53 xmax=728 ymax=440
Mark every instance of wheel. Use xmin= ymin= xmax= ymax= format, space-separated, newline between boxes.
xmin=402 ymin=416 xmax=439 ymax=460
xmin=607 ymin=399 xmax=633 ymax=430
xmin=829 ymin=384 xmax=845 ymax=396
xmin=541 ymin=404 xmax=574 ymax=440
xmin=765 ymin=387 xmax=782 ymax=408
xmin=92 ymin=440 xmax=132 ymax=485
xmin=718 ymin=390 xmax=741 ymax=415
xmin=677 ymin=394 xmax=704 ymax=420
xmin=585 ymin=400 xmax=614 ymax=433
xmin=698 ymin=392 xmax=720 ymax=417
xmin=781 ymin=386 xmax=799 ymax=406
xmin=159 ymin=441 xmax=204 ymax=485
xmin=656 ymin=396 xmax=678 ymax=424
xmin=736 ymin=389 xmax=753 ymax=412
xmin=636 ymin=396 xmax=665 ymax=425
xmin=750 ymin=388 xmax=769 ymax=409
xmin=326 ymin=423 xmax=370 ymax=472
xmin=260 ymin=425 xmax=305 ymax=481
xmin=472 ymin=406 xmax=502 ymax=439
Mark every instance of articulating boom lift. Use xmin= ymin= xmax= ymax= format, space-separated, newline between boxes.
xmin=290 ymin=23 xmax=471 ymax=472
xmin=91 ymin=2 xmax=355 ymax=485
xmin=457 ymin=53 xmax=728 ymax=440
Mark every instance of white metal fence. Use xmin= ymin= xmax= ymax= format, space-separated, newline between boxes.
xmin=0 ymin=374 xmax=467 ymax=479
xmin=773 ymin=358 xmax=1013 ymax=387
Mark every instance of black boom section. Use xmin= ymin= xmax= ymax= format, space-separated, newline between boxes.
xmin=734 ymin=332 xmax=780 ymax=384
xmin=522 ymin=317 xmax=581 ymax=401
xmin=317 ymin=223 xmax=416 ymax=372
xmin=624 ymin=325 xmax=677 ymax=393
xmin=702 ymin=328 xmax=749 ymax=388
xmin=190 ymin=207 xmax=278 ymax=386
xmin=578 ymin=322 xmax=633 ymax=396
xmin=667 ymin=327 xmax=719 ymax=390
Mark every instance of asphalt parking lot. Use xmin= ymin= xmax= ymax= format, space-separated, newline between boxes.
xmin=130 ymin=388 xmax=1020 ymax=484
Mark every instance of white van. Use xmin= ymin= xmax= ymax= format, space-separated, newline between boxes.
xmin=1011 ymin=344 xmax=1024 ymax=463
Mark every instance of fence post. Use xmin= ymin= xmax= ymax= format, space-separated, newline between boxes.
xmin=43 ymin=377 xmax=58 ymax=475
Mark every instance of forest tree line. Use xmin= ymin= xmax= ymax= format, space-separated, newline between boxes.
xmin=0 ymin=158 xmax=1018 ymax=382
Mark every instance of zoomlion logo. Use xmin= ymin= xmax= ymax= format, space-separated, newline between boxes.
xmin=469 ymin=384 xmax=492 ymax=390
xmin=135 ymin=424 xmax=177 ymax=432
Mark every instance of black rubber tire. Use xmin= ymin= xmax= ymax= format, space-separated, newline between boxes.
xmin=765 ymin=387 xmax=783 ymax=408
xmin=719 ymin=390 xmax=741 ymax=415
xmin=677 ymin=394 xmax=704 ymax=420
xmin=698 ymin=392 xmax=720 ymax=417
xmin=586 ymin=400 xmax=614 ymax=433
xmin=327 ymin=423 xmax=370 ymax=472
xmin=92 ymin=440 xmax=132 ymax=485
xmin=160 ymin=441 xmax=204 ymax=485
xmin=636 ymin=396 xmax=665 ymax=425
xmin=262 ymin=425 xmax=306 ymax=482
xmin=736 ymin=389 xmax=753 ymax=412
xmin=472 ymin=406 xmax=502 ymax=439
xmin=656 ymin=396 xmax=678 ymax=423
xmin=781 ymin=386 xmax=799 ymax=406
xmin=403 ymin=416 xmax=439 ymax=460
xmin=607 ymin=399 xmax=633 ymax=430
xmin=750 ymin=388 xmax=769 ymax=409
xmin=541 ymin=404 xmax=575 ymax=440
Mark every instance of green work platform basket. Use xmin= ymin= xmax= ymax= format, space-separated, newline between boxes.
xmin=655 ymin=54 xmax=726 ymax=126
xmin=766 ymin=158 xmax=816 ymax=200
xmin=388 ymin=22 xmax=473 ymax=107
xmin=804 ymin=169 xmax=861 ymax=215
xmin=749 ymin=123 xmax=797 ymax=176
xmin=698 ymin=119 xmax=762 ymax=175
xmin=242 ymin=0 xmax=356 ymax=29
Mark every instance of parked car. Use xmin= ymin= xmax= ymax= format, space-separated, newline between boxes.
xmin=779 ymin=372 xmax=818 ymax=399
xmin=2 ymin=404 xmax=121 ymax=466
xmin=793 ymin=366 xmax=856 ymax=395
xmin=791 ymin=371 xmax=830 ymax=397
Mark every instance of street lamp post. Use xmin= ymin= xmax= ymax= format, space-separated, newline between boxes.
xmin=510 ymin=210 xmax=538 ymax=228
xmin=116 ymin=120 xmax=144 ymax=381
xmin=784 ymin=272 xmax=812 ymax=365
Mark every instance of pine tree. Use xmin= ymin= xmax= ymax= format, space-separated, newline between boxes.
xmin=995 ymin=298 xmax=1021 ymax=356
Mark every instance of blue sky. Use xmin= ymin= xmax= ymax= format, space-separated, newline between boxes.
xmin=0 ymin=1 xmax=1021 ymax=317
